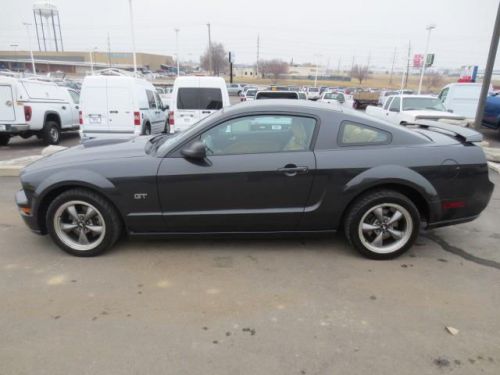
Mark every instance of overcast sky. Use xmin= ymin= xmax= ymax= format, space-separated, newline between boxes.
xmin=1 ymin=0 xmax=499 ymax=70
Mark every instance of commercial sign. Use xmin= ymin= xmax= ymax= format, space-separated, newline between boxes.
xmin=458 ymin=65 xmax=478 ymax=82
xmin=413 ymin=54 xmax=423 ymax=68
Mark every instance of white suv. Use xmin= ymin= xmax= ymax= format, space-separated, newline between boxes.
xmin=0 ymin=76 xmax=80 ymax=145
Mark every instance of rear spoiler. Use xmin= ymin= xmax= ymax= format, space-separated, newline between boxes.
xmin=409 ymin=120 xmax=483 ymax=143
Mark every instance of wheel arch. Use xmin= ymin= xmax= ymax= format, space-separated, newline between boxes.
xmin=34 ymin=173 xmax=123 ymax=234
xmin=338 ymin=165 xmax=440 ymax=227
xmin=44 ymin=111 xmax=61 ymax=127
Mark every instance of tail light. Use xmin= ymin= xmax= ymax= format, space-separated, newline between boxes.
xmin=442 ymin=201 xmax=465 ymax=209
xmin=24 ymin=105 xmax=32 ymax=122
xmin=134 ymin=111 xmax=141 ymax=126
xmin=168 ymin=111 xmax=174 ymax=125
xmin=79 ymin=111 xmax=83 ymax=125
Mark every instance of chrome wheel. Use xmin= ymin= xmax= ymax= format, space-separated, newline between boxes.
xmin=358 ymin=203 xmax=413 ymax=254
xmin=53 ymin=200 xmax=106 ymax=251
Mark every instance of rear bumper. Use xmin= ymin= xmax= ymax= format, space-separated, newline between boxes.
xmin=0 ymin=124 xmax=30 ymax=134
xmin=15 ymin=189 xmax=42 ymax=234
xmin=80 ymin=130 xmax=137 ymax=140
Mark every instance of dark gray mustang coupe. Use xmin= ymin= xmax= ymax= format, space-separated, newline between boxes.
xmin=16 ymin=100 xmax=494 ymax=259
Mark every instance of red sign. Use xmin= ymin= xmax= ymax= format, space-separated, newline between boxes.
xmin=413 ymin=54 xmax=423 ymax=68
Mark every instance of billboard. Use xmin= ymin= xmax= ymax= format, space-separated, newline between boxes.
xmin=413 ymin=54 xmax=423 ymax=68
xmin=458 ymin=65 xmax=478 ymax=82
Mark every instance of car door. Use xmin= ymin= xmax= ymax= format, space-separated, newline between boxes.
xmin=157 ymin=114 xmax=317 ymax=232
xmin=152 ymin=91 xmax=166 ymax=133
xmin=387 ymin=97 xmax=400 ymax=124
xmin=67 ymin=89 xmax=80 ymax=127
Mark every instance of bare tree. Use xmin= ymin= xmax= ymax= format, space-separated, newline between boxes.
xmin=350 ymin=64 xmax=369 ymax=84
xmin=200 ymin=42 xmax=228 ymax=76
xmin=424 ymin=71 xmax=444 ymax=92
xmin=260 ymin=59 xmax=289 ymax=81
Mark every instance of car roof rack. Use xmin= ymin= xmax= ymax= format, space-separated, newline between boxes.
xmin=409 ymin=120 xmax=482 ymax=143
xmin=94 ymin=68 xmax=144 ymax=78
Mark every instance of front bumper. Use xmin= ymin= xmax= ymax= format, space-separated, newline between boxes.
xmin=15 ymin=189 xmax=42 ymax=234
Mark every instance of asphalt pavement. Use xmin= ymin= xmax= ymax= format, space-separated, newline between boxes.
xmin=0 ymin=174 xmax=499 ymax=375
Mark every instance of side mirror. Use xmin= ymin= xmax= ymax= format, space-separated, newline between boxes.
xmin=181 ymin=141 xmax=207 ymax=160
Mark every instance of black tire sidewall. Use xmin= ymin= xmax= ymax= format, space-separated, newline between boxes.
xmin=347 ymin=192 xmax=420 ymax=260
xmin=44 ymin=121 xmax=60 ymax=145
xmin=46 ymin=190 xmax=120 ymax=257
xmin=0 ymin=134 xmax=10 ymax=146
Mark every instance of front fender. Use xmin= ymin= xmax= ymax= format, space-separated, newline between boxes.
xmin=33 ymin=169 xmax=116 ymax=216
xmin=343 ymin=164 xmax=439 ymax=203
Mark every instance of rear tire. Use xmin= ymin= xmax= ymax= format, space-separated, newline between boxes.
xmin=43 ymin=121 xmax=61 ymax=145
xmin=344 ymin=190 xmax=420 ymax=260
xmin=46 ymin=188 xmax=122 ymax=257
xmin=143 ymin=123 xmax=151 ymax=135
xmin=0 ymin=134 xmax=10 ymax=146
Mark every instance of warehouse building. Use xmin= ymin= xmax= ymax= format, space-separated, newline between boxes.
xmin=0 ymin=50 xmax=174 ymax=76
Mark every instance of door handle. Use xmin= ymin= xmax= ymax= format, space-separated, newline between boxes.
xmin=61 ymin=106 xmax=66 ymax=110
xmin=75 ymin=105 xmax=79 ymax=109
xmin=277 ymin=165 xmax=309 ymax=176
xmin=109 ymin=110 xmax=118 ymax=114
xmin=202 ymin=110 xmax=211 ymax=114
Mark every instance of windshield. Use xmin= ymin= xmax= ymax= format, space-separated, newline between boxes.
xmin=246 ymin=89 xmax=257 ymax=96
xmin=309 ymin=88 xmax=319 ymax=92
xmin=402 ymin=97 xmax=446 ymax=111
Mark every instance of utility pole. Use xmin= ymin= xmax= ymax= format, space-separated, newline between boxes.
xmin=89 ymin=50 xmax=94 ymax=74
xmin=418 ymin=24 xmax=436 ymax=94
xmin=474 ymin=1 xmax=500 ymax=130
xmin=389 ymin=47 xmax=397 ymax=86
xmin=337 ymin=57 xmax=341 ymax=74
xmin=128 ymin=0 xmax=137 ymax=76
xmin=256 ymin=34 xmax=260 ymax=77
xmin=175 ymin=28 xmax=180 ymax=77
xmin=22 ymin=22 xmax=36 ymax=75
xmin=207 ymin=23 xmax=213 ymax=75
xmin=366 ymin=51 xmax=371 ymax=69
xmin=351 ymin=55 xmax=355 ymax=72
xmin=107 ymin=33 xmax=112 ymax=67
xmin=405 ymin=41 xmax=411 ymax=89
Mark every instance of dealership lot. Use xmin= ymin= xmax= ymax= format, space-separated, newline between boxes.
xmin=1 ymin=175 xmax=499 ymax=375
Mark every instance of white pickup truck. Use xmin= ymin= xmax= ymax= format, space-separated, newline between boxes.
xmin=365 ymin=95 xmax=469 ymax=126
xmin=0 ymin=76 xmax=80 ymax=145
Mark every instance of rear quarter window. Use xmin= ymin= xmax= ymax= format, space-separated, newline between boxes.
xmin=338 ymin=121 xmax=392 ymax=146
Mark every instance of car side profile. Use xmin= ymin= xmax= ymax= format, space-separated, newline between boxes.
xmin=16 ymin=100 xmax=494 ymax=259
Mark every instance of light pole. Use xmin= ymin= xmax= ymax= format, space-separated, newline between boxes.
xmin=10 ymin=43 xmax=18 ymax=70
xmin=89 ymin=47 xmax=97 ymax=74
xmin=22 ymin=22 xmax=36 ymax=75
xmin=314 ymin=54 xmax=322 ymax=87
xmin=175 ymin=28 xmax=180 ymax=77
xmin=418 ymin=23 xmax=436 ymax=94
xmin=127 ymin=0 xmax=138 ymax=76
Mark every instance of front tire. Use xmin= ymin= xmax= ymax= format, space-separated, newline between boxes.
xmin=46 ymin=189 xmax=122 ymax=257
xmin=344 ymin=190 xmax=420 ymax=259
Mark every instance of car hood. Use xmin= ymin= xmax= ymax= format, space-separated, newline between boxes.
xmin=22 ymin=136 xmax=150 ymax=173
xmin=405 ymin=110 xmax=466 ymax=120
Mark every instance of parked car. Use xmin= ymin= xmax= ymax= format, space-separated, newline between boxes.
xmin=366 ymin=95 xmax=468 ymax=126
xmin=241 ymin=88 xmax=258 ymax=102
xmin=298 ymin=92 xmax=307 ymax=100
xmin=255 ymin=91 xmax=299 ymax=99
xmin=378 ymin=90 xmax=414 ymax=106
xmin=483 ymin=92 xmax=500 ymax=130
xmin=0 ymin=76 xmax=80 ymax=145
xmin=169 ymin=76 xmax=230 ymax=133
xmin=16 ymin=100 xmax=493 ymax=259
xmin=305 ymin=87 xmax=320 ymax=100
xmin=227 ymin=83 xmax=245 ymax=96
xmin=79 ymin=75 xmax=167 ymax=140
xmin=318 ymin=91 xmax=341 ymax=104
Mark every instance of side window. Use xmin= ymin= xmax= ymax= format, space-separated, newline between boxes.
xmin=339 ymin=121 xmax=391 ymax=146
xmin=383 ymin=97 xmax=393 ymax=110
xmin=68 ymin=90 xmax=79 ymax=104
xmin=389 ymin=97 xmax=400 ymax=112
xmin=200 ymin=115 xmax=316 ymax=155
xmin=146 ymin=90 xmax=156 ymax=109
xmin=337 ymin=93 xmax=345 ymax=102
xmin=154 ymin=92 xmax=163 ymax=108
xmin=438 ymin=87 xmax=449 ymax=102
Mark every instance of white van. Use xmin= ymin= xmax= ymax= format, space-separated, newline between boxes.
xmin=0 ymin=76 xmax=80 ymax=145
xmin=80 ymin=75 xmax=167 ymax=139
xmin=438 ymin=83 xmax=485 ymax=118
xmin=169 ymin=76 xmax=230 ymax=133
